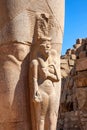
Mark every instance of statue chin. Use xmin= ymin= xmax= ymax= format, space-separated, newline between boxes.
xmin=44 ymin=51 xmax=50 ymax=58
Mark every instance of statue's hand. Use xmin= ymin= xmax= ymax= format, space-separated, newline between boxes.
xmin=33 ymin=90 xmax=42 ymax=103
xmin=48 ymin=65 xmax=55 ymax=74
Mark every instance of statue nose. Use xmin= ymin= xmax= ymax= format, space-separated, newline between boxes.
xmin=46 ymin=44 xmax=50 ymax=48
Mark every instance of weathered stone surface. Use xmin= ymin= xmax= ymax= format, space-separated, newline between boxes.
xmin=76 ymin=87 xmax=87 ymax=110
xmin=0 ymin=0 xmax=65 ymax=47
xmin=73 ymin=43 xmax=81 ymax=49
xmin=63 ymin=112 xmax=81 ymax=130
xmin=68 ymin=59 xmax=75 ymax=66
xmin=75 ymin=71 xmax=87 ymax=87
xmin=76 ymin=58 xmax=87 ymax=71
xmin=58 ymin=38 xmax=87 ymax=130
xmin=70 ymin=54 xmax=76 ymax=60
xmin=0 ymin=43 xmax=30 ymax=130
xmin=61 ymin=69 xmax=69 ymax=78
xmin=61 ymin=63 xmax=69 ymax=70
xmin=79 ymin=51 xmax=87 ymax=58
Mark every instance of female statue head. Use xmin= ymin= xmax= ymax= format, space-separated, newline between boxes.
xmin=38 ymin=36 xmax=52 ymax=58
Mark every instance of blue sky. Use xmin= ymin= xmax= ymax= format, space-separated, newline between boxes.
xmin=62 ymin=0 xmax=87 ymax=54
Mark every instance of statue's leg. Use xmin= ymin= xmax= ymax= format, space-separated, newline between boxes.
xmin=49 ymin=92 xmax=57 ymax=130
xmin=0 ymin=43 xmax=30 ymax=130
xmin=39 ymin=90 xmax=49 ymax=130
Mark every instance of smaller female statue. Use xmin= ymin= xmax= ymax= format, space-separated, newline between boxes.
xmin=30 ymin=36 xmax=59 ymax=130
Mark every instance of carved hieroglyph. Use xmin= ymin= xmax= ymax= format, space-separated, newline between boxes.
xmin=0 ymin=0 xmax=64 ymax=130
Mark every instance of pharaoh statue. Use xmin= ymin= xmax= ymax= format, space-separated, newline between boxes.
xmin=0 ymin=0 xmax=64 ymax=130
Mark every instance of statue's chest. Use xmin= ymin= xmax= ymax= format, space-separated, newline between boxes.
xmin=38 ymin=63 xmax=55 ymax=78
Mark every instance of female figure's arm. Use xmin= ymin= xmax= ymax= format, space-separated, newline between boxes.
xmin=31 ymin=59 xmax=42 ymax=102
xmin=42 ymin=65 xmax=59 ymax=82
xmin=47 ymin=65 xmax=59 ymax=82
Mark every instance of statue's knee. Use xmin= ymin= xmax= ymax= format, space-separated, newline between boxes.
xmin=13 ymin=43 xmax=29 ymax=61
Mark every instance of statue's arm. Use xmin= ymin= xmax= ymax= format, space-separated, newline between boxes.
xmin=47 ymin=70 xmax=59 ymax=82
xmin=42 ymin=66 xmax=59 ymax=82
xmin=31 ymin=59 xmax=42 ymax=102
xmin=51 ymin=64 xmax=59 ymax=82
xmin=31 ymin=60 xmax=39 ymax=96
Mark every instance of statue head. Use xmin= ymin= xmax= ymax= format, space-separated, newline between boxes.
xmin=38 ymin=36 xmax=52 ymax=58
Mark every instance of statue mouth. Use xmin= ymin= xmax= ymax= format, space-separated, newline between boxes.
xmin=45 ymin=49 xmax=50 ymax=52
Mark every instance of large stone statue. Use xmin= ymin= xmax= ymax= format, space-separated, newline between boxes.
xmin=0 ymin=0 xmax=64 ymax=130
xmin=30 ymin=36 xmax=59 ymax=130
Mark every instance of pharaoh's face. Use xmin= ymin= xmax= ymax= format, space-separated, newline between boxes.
xmin=39 ymin=40 xmax=51 ymax=57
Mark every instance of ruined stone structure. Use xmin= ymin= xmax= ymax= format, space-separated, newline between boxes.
xmin=0 ymin=1 xmax=64 ymax=130
xmin=58 ymin=38 xmax=87 ymax=130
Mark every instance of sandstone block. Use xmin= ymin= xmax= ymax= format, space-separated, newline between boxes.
xmin=79 ymin=51 xmax=86 ymax=58
xmin=86 ymin=45 xmax=87 ymax=50
xmin=73 ymin=43 xmax=81 ymax=49
xmin=76 ymin=58 xmax=87 ymax=71
xmin=68 ymin=78 xmax=74 ymax=88
xmin=66 ymin=49 xmax=72 ymax=55
xmin=71 ymin=49 xmax=76 ymax=54
xmin=61 ymin=63 xmax=69 ymax=71
xmin=76 ymin=38 xmax=82 ymax=44
xmin=70 ymin=54 xmax=76 ymax=60
xmin=76 ymin=87 xmax=87 ymax=110
xmin=68 ymin=59 xmax=75 ymax=66
xmin=61 ymin=59 xmax=68 ymax=64
xmin=75 ymin=71 xmax=87 ymax=87
xmin=63 ymin=112 xmax=81 ymax=130
xmin=61 ymin=69 xmax=68 ymax=78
